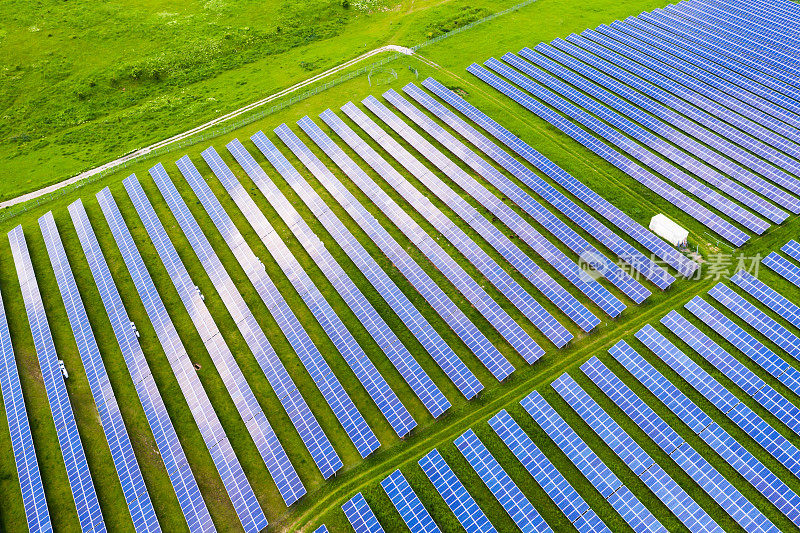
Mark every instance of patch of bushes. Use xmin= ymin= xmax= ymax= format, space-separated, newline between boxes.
xmin=425 ymin=6 xmax=492 ymax=39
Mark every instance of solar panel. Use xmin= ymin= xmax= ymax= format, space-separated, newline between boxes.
xmin=39 ymin=212 xmax=158 ymax=533
xmin=455 ymin=429 xmax=552 ymax=533
xmin=607 ymin=19 xmax=800 ymax=131
xmin=268 ymin=126 xmax=486 ymax=402
xmin=732 ymin=268 xmax=800 ymax=337
xmin=636 ymin=324 xmax=800 ymax=480
xmin=313 ymin=525 xmax=328 ymax=533
xmin=470 ymin=62 xmax=748 ymax=248
xmin=520 ymin=391 xmax=665 ymax=533
xmin=763 ymin=251 xmax=800 ymax=290
xmin=68 ymin=199 xmax=214 ymax=532
xmin=8 ymin=224 xmax=105 ymax=533
xmin=582 ymin=356 xmax=775 ymax=533
xmin=708 ymin=282 xmax=800 ymax=362
xmin=194 ymin=152 xmax=415 ymax=439
xmin=524 ymin=42 xmax=796 ymax=220
xmin=176 ymin=155 xmax=379 ymax=458
xmin=392 ymin=87 xmax=650 ymax=306
xmin=296 ymin=116 xmax=515 ymax=382
xmin=95 ymin=187 xmax=267 ymax=533
xmin=489 ymin=410 xmax=609 ymax=532
xmin=419 ymin=449 xmax=496 ymax=533
xmin=545 ymin=22 xmax=800 ymax=200
xmin=507 ymin=50 xmax=772 ymax=235
xmin=0 ymin=269 xmax=51 ymax=533
xmin=420 ymin=77 xmax=691 ymax=282
xmin=573 ymin=26 xmax=800 ymax=167
xmin=147 ymin=163 xmax=342 ymax=479
xmin=611 ymin=338 xmax=800 ymax=527
xmin=552 ymin=373 xmax=721 ymax=533
xmin=318 ymin=109 xmax=547 ymax=359
xmin=593 ymin=22 xmax=800 ymax=145
xmin=342 ymin=493 xmax=384 ymax=533
xmin=685 ymin=294 xmax=800 ymax=398
xmin=409 ymin=83 xmax=673 ymax=290
xmin=624 ymin=14 xmax=800 ymax=140
xmin=122 ymin=175 xmax=306 ymax=506
xmin=229 ymin=136 xmax=451 ymax=419
xmin=367 ymin=93 xmax=621 ymax=324
xmin=663 ymin=309 xmax=800 ymax=437
xmin=381 ymin=470 xmax=441 ymax=533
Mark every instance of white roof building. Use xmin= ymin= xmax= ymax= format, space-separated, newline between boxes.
xmin=649 ymin=214 xmax=688 ymax=247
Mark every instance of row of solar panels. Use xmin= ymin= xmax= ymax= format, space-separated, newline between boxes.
xmin=1 ymin=75 xmax=698 ymax=531
xmin=472 ymin=0 xmax=800 ymax=247
xmin=320 ymin=240 xmax=800 ymax=532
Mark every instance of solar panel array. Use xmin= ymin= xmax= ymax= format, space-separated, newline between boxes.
xmin=8 ymin=225 xmax=106 ymax=533
xmin=380 ymin=469 xmax=441 ymax=533
xmin=489 ymin=409 xmax=609 ymax=532
xmin=552 ymin=373 xmax=721 ymax=532
xmin=455 ymin=429 xmax=551 ymax=533
xmin=342 ymin=492 xmax=384 ymax=533
xmin=39 ymin=211 xmax=158 ymax=533
xmin=122 ymin=175 xmax=307 ymax=507
xmin=418 ymin=448 xmax=496 ymax=533
xmin=239 ymin=134 xmax=451 ymax=418
xmin=470 ymin=0 xmax=800 ymax=248
xmin=0 ymin=268 xmax=51 ymax=532
xmin=176 ymin=155 xmax=380 ymax=459
xmin=582 ymin=356 xmax=775 ymax=533
xmin=95 ymin=188 xmax=267 ymax=533
xmin=68 ymin=199 xmax=214 ymax=532
xmin=148 ymin=163 xmax=343 ymax=479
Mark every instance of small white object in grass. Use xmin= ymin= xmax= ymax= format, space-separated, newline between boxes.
xmin=649 ymin=214 xmax=688 ymax=247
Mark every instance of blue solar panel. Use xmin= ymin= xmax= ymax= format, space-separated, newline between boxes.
xmin=95 ymin=187 xmax=267 ymax=533
xmin=592 ymin=22 xmax=800 ymax=149
xmin=732 ymin=268 xmax=800 ymax=337
xmin=763 ymin=250 xmax=800 ymax=290
xmin=636 ymin=324 xmax=800 ymax=480
xmin=270 ymin=125 xmax=485 ymax=402
xmin=520 ymin=392 xmax=665 ymax=533
xmin=572 ymin=25 xmax=800 ymax=168
xmin=313 ymin=525 xmax=328 ymax=533
xmin=420 ymin=77 xmax=690 ymax=282
xmin=685 ymin=294 xmax=800 ymax=399
xmin=68 ymin=199 xmax=213 ymax=532
xmin=394 ymin=87 xmax=650 ymax=307
xmin=0 ymin=268 xmax=51 ymax=533
xmin=195 ymin=152 xmax=415 ymax=439
xmin=507 ymin=50 xmax=771 ymax=235
xmin=381 ymin=470 xmax=441 ymax=533
xmin=39 ymin=212 xmax=158 ymax=533
xmin=663 ymin=309 xmax=800 ymax=437
xmin=709 ymin=282 xmax=800 ymax=363
xmin=342 ymin=99 xmax=581 ymax=345
xmin=342 ymin=493 xmax=384 ymax=533
xmin=122 ymin=175 xmax=306 ymax=506
xmin=176 ymin=155 xmax=380 ymax=459
xmin=470 ymin=62 xmax=748 ymax=247
xmin=455 ymin=429 xmax=552 ymax=533
xmin=318 ymin=109 xmax=546 ymax=360
xmin=606 ymin=19 xmax=800 ymax=135
xmin=148 ymin=162 xmax=342 ymax=480
xmin=8 ymin=224 xmax=105 ymax=533
xmin=524 ymin=42 xmax=796 ymax=222
xmin=547 ymin=21 xmax=800 ymax=200
xmin=296 ymin=116 xmax=515 ymax=383
xmin=552 ymin=373 xmax=721 ymax=533
xmin=419 ymin=449 xmax=496 ymax=533
xmin=233 ymin=135 xmax=451 ymax=419
xmin=368 ymin=93 xmax=621 ymax=324
xmin=582 ymin=356 xmax=775 ymax=533
xmin=489 ymin=410 xmax=609 ymax=532
xmin=610 ymin=338 xmax=800 ymax=527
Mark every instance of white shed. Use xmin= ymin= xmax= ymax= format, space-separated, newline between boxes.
xmin=649 ymin=214 xmax=688 ymax=247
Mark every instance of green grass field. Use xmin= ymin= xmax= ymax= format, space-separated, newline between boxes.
xmin=2 ymin=0 xmax=800 ymax=531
